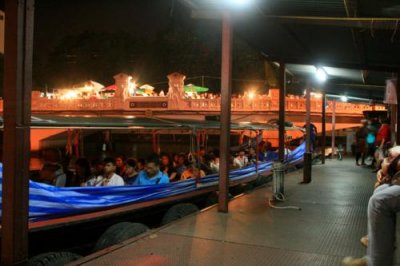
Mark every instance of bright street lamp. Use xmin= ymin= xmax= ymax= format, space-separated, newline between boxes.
xmin=315 ymin=67 xmax=327 ymax=83
xmin=226 ymin=0 xmax=253 ymax=7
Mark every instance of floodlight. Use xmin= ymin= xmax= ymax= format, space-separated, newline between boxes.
xmin=228 ymin=0 xmax=253 ymax=7
xmin=340 ymin=95 xmax=348 ymax=102
xmin=315 ymin=68 xmax=327 ymax=82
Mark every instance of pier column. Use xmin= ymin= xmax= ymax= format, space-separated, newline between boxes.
xmin=396 ymin=75 xmax=400 ymax=145
xmin=321 ymin=92 xmax=326 ymax=164
xmin=1 ymin=0 xmax=34 ymax=264
xmin=332 ymin=100 xmax=336 ymax=157
xmin=302 ymin=83 xmax=312 ymax=183
xmin=218 ymin=11 xmax=232 ymax=213
xmin=278 ymin=62 xmax=286 ymax=162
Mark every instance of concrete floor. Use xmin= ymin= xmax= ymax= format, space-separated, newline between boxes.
xmin=75 ymin=158 xmax=375 ymax=266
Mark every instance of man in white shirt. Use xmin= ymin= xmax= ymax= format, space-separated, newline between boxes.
xmin=234 ymin=150 xmax=248 ymax=168
xmin=89 ymin=157 xmax=124 ymax=186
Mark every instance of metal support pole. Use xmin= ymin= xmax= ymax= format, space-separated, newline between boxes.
xmin=255 ymin=130 xmax=259 ymax=174
xmin=272 ymin=162 xmax=285 ymax=199
xmin=218 ymin=12 xmax=232 ymax=213
xmin=278 ymin=62 xmax=286 ymax=162
xmin=396 ymin=75 xmax=400 ymax=145
xmin=302 ymin=83 xmax=312 ymax=183
xmin=321 ymin=92 xmax=326 ymax=164
xmin=2 ymin=0 xmax=34 ymax=264
xmin=332 ymin=100 xmax=336 ymax=157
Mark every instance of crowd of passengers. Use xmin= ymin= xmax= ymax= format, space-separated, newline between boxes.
xmin=37 ymin=140 xmax=281 ymax=187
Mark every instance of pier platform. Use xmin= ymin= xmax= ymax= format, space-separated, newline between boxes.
xmin=74 ymin=158 xmax=375 ymax=266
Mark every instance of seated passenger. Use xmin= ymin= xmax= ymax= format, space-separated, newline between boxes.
xmin=73 ymin=158 xmax=93 ymax=187
xmin=181 ymin=163 xmax=206 ymax=180
xmin=247 ymin=147 xmax=257 ymax=165
xmin=209 ymin=153 xmax=219 ymax=173
xmin=160 ymin=153 xmax=177 ymax=181
xmin=39 ymin=162 xmax=66 ymax=187
xmin=175 ymin=153 xmax=187 ymax=179
xmin=123 ymin=158 xmax=139 ymax=185
xmin=87 ymin=157 xmax=124 ymax=186
xmin=234 ymin=150 xmax=249 ymax=168
xmin=115 ymin=154 xmax=126 ymax=176
xmin=90 ymin=158 xmax=104 ymax=177
xmin=136 ymin=158 xmax=145 ymax=172
xmin=133 ymin=156 xmax=169 ymax=185
xmin=201 ymin=153 xmax=215 ymax=175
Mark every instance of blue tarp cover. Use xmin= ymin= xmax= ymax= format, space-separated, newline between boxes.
xmin=0 ymin=143 xmax=305 ymax=221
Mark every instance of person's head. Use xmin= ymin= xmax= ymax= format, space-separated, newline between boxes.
xmin=198 ymin=146 xmax=206 ymax=157
xmin=40 ymin=163 xmax=63 ymax=184
xmin=361 ymin=119 xmax=368 ymax=126
xmin=388 ymin=146 xmax=400 ymax=161
xmin=173 ymin=153 xmax=179 ymax=163
xmin=75 ymin=158 xmax=91 ymax=179
xmin=115 ymin=155 xmax=126 ymax=168
xmin=125 ymin=158 xmax=137 ymax=176
xmin=177 ymin=154 xmax=186 ymax=166
xmin=91 ymin=159 xmax=104 ymax=176
xmin=265 ymin=141 xmax=272 ymax=151
xmin=145 ymin=156 xmax=160 ymax=178
xmin=103 ymin=157 xmax=116 ymax=176
xmin=189 ymin=164 xmax=203 ymax=178
xmin=249 ymin=147 xmax=256 ymax=155
xmin=160 ymin=153 xmax=171 ymax=166
xmin=136 ymin=158 xmax=145 ymax=171
xmin=388 ymin=154 xmax=400 ymax=178
xmin=380 ymin=117 xmax=389 ymax=124
xmin=238 ymin=150 xmax=245 ymax=158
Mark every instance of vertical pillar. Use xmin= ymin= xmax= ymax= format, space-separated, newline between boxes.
xmin=278 ymin=62 xmax=286 ymax=162
xmin=302 ymin=83 xmax=312 ymax=183
xmin=332 ymin=100 xmax=336 ymax=155
xmin=2 ymin=0 xmax=34 ymax=265
xmin=321 ymin=92 xmax=326 ymax=164
xmin=390 ymin=104 xmax=397 ymax=145
xmin=396 ymin=75 xmax=400 ymax=145
xmin=218 ymin=12 xmax=232 ymax=213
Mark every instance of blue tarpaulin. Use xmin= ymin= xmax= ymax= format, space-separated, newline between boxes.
xmin=0 ymin=143 xmax=305 ymax=221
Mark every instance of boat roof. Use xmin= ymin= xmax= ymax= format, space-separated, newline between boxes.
xmin=0 ymin=115 xmax=304 ymax=131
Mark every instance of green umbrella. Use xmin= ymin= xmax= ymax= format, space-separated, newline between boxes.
xmin=184 ymin=84 xmax=209 ymax=93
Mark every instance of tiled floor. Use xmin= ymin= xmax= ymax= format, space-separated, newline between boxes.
xmin=76 ymin=158 xmax=375 ymax=266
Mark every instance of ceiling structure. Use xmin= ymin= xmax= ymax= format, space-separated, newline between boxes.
xmin=179 ymin=0 xmax=400 ymax=101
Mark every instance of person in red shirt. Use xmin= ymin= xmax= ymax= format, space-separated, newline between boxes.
xmin=375 ymin=117 xmax=390 ymax=149
xmin=374 ymin=117 xmax=391 ymax=171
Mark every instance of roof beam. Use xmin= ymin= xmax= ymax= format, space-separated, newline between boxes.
xmin=257 ymin=15 xmax=400 ymax=30
xmin=261 ymin=53 xmax=400 ymax=72
xmin=343 ymin=0 xmax=368 ymax=84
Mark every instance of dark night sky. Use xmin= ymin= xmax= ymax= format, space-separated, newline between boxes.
xmin=34 ymin=0 xmax=181 ymax=62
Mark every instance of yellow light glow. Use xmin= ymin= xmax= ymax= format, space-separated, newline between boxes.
xmin=311 ymin=92 xmax=322 ymax=99
xmin=248 ymin=91 xmax=256 ymax=99
xmin=63 ymin=91 xmax=78 ymax=100
xmin=128 ymin=126 xmax=144 ymax=129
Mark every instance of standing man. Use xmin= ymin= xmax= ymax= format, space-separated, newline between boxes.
xmin=355 ymin=120 xmax=368 ymax=166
